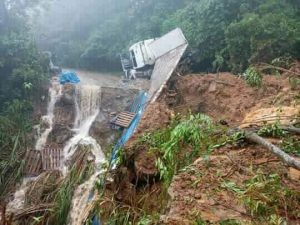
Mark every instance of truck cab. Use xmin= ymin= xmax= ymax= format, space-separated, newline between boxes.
xmin=129 ymin=39 xmax=156 ymax=70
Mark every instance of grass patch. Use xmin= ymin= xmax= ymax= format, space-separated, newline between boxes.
xmin=15 ymin=146 xmax=96 ymax=225
xmin=222 ymin=172 xmax=300 ymax=223
xmin=50 ymin=148 xmax=95 ymax=225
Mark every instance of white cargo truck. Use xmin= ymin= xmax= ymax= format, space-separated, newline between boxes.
xmin=120 ymin=28 xmax=188 ymax=80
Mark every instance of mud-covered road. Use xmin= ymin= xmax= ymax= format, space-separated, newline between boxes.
xmin=75 ymin=69 xmax=121 ymax=87
xmin=66 ymin=69 xmax=150 ymax=90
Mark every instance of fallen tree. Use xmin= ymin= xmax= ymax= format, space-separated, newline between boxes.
xmin=255 ymin=63 xmax=300 ymax=77
xmin=280 ymin=126 xmax=300 ymax=135
xmin=243 ymin=130 xmax=300 ymax=170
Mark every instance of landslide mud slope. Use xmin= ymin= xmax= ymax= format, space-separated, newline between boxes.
xmin=108 ymin=71 xmax=300 ymax=224
xmin=169 ymin=73 xmax=295 ymax=125
xmin=159 ymin=73 xmax=300 ymax=224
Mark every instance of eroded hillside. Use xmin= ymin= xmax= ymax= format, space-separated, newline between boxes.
xmin=102 ymin=66 xmax=300 ymax=224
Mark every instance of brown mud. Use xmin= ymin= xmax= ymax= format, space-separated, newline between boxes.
xmin=105 ymin=69 xmax=300 ymax=224
xmin=166 ymin=73 xmax=295 ymax=125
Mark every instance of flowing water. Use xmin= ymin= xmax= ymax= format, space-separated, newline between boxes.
xmin=35 ymin=77 xmax=62 ymax=151
xmin=6 ymin=78 xmax=62 ymax=214
xmin=63 ymin=85 xmax=105 ymax=168
xmin=68 ymin=172 xmax=102 ymax=225
xmin=64 ymin=85 xmax=106 ymax=224
xmin=7 ymin=74 xmax=107 ymax=221
xmin=6 ymin=178 xmax=36 ymax=215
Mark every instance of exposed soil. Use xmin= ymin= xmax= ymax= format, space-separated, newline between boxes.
xmin=108 ymin=70 xmax=300 ymax=224
xmin=161 ymin=144 xmax=300 ymax=224
xmin=126 ymin=102 xmax=174 ymax=148
xmin=159 ymin=72 xmax=300 ymax=224
xmin=165 ymin=73 xmax=295 ymax=125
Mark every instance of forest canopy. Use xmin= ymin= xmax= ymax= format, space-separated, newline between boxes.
xmin=33 ymin=0 xmax=300 ymax=72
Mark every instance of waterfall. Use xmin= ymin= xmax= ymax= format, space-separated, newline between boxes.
xmin=63 ymin=85 xmax=105 ymax=170
xmin=64 ymin=85 xmax=106 ymax=224
xmin=7 ymin=82 xmax=106 ymax=220
xmin=35 ymin=78 xmax=62 ymax=151
xmin=6 ymin=78 xmax=62 ymax=215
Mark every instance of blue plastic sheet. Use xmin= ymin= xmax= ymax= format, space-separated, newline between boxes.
xmin=59 ymin=71 xmax=80 ymax=85
xmin=92 ymin=91 xmax=148 ymax=225
xmin=110 ymin=91 xmax=148 ymax=166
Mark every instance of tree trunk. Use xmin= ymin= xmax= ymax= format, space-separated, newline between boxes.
xmin=281 ymin=126 xmax=300 ymax=135
xmin=244 ymin=131 xmax=300 ymax=170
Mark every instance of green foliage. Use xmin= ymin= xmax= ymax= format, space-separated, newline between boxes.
xmin=271 ymin=56 xmax=293 ymax=69
xmin=137 ymin=216 xmax=152 ymax=225
xmin=0 ymin=1 xmax=49 ymax=200
xmin=257 ymin=123 xmax=286 ymax=137
xmin=220 ymin=219 xmax=242 ymax=225
xmin=138 ymin=114 xmax=227 ymax=185
xmin=222 ymin=173 xmax=300 ymax=223
xmin=289 ymin=77 xmax=300 ymax=90
xmin=244 ymin=67 xmax=263 ymax=87
xmin=241 ymin=173 xmax=299 ymax=221
xmin=157 ymin=114 xmax=216 ymax=184
xmin=0 ymin=99 xmax=32 ymax=198
xmin=281 ymin=137 xmax=300 ymax=156
xmin=50 ymin=148 xmax=95 ymax=225
xmin=0 ymin=32 xmax=49 ymax=107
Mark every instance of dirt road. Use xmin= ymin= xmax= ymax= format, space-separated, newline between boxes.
xmin=66 ymin=69 xmax=150 ymax=90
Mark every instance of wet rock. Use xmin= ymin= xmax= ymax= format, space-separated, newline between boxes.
xmin=90 ymin=87 xmax=140 ymax=152
xmin=60 ymin=84 xmax=76 ymax=105
xmin=48 ymin=124 xmax=74 ymax=145
xmin=47 ymin=84 xmax=76 ymax=146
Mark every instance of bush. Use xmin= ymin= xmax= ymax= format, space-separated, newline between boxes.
xmin=244 ymin=66 xmax=262 ymax=87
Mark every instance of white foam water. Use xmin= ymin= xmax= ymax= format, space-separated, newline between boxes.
xmin=64 ymin=85 xmax=106 ymax=224
xmin=6 ymin=78 xmax=62 ymax=214
xmin=35 ymin=78 xmax=62 ymax=151
xmin=63 ymin=85 xmax=105 ymax=166
xmin=68 ymin=172 xmax=102 ymax=225
xmin=6 ymin=177 xmax=36 ymax=215
xmin=7 ymin=82 xmax=106 ymax=222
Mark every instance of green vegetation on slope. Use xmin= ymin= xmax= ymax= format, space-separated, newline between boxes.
xmin=0 ymin=0 xmax=50 ymax=199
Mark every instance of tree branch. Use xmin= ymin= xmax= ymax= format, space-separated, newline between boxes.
xmin=256 ymin=63 xmax=300 ymax=77
xmin=243 ymin=131 xmax=300 ymax=170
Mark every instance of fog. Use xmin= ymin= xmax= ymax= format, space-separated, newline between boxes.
xmin=24 ymin=0 xmax=184 ymax=70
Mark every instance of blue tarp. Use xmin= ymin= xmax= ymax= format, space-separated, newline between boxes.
xmin=59 ymin=71 xmax=80 ymax=85
xmin=92 ymin=91 xmax=148 ymax=225
xmin=110 ymin=91 xmax=148 ymax=166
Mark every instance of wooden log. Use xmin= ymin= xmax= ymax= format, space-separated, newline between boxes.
xmin=244 ymin=131 xmax=300 ymax=170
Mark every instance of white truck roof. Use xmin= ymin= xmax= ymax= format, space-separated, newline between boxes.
xmin=148 ymin=28 xmax=188 ymax=59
